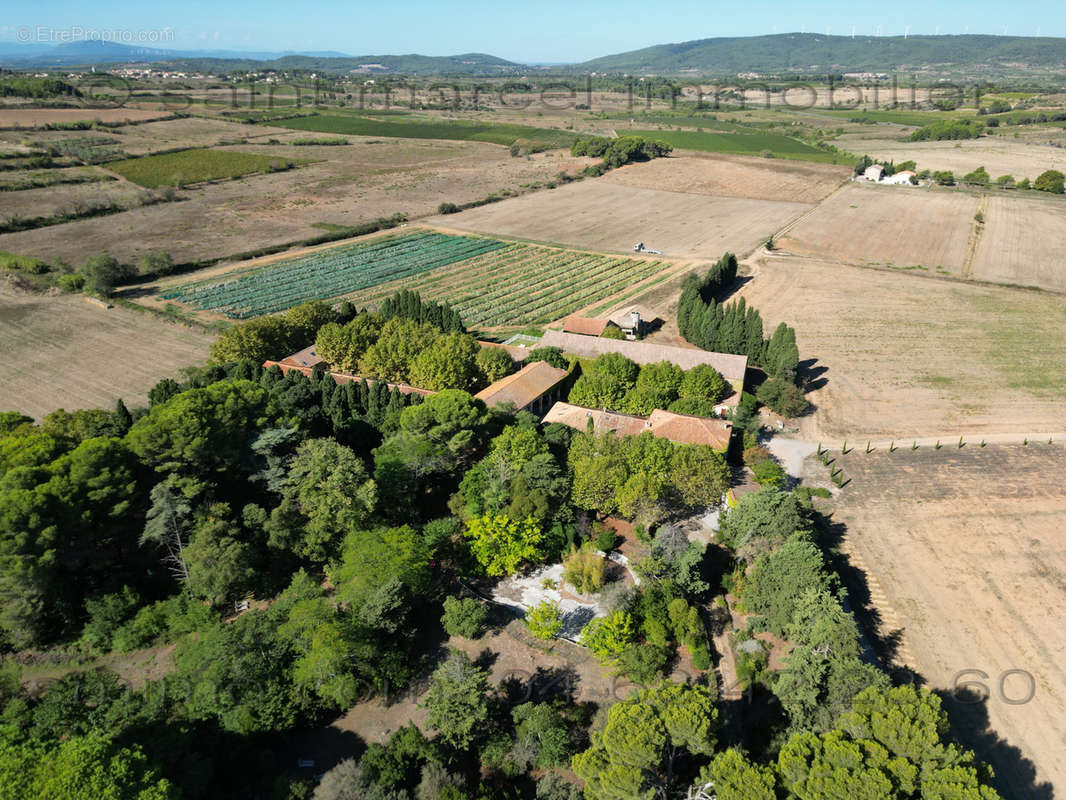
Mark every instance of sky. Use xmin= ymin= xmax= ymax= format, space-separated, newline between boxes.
xmin=2 ymin=0 xmax=1065 ymax=62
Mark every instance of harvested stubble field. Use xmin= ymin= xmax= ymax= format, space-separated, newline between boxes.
xmin=971 ymin=194 xmax=1066 ymax=292
xmin=736 ymin=254 xmax=1066 ymax=439
xmin=432 ymin=176 xmax=811 ymax=259
xmin=826 ymin=443 xmax=1066 ymax=798
xmin=0 ymin=288 xmax=213 ymax=419
xmin=834 ymin=132 xmax=1066 ymax=180
xmin=0 ymin=137 xmax=591 ymax=266
xmin=779 ymin=182 xmax=978 ymax=272
xmin=600 ymin=152 xmax=850 ymax=203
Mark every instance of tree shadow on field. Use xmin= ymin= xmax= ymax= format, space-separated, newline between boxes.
xmin=798 ymin=357 xmax=829 ymax=392
xmin=709 ymin=274 xmax=754 ymax=304
xmin=819 ymin=513 xmax=907 ymax=668
xmin=935 ymin=687 xmax=1054 ymax=800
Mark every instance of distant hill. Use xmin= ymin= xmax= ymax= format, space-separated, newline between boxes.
xmin=577 ymin=33 xmax=1066 ymax=75
xmin=0 ymin=40 xmax=519 ymax=74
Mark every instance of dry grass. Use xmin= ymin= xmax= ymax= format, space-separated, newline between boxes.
xmin=431 ymin=177 xmax=810 ymax=259
xmin=972 ymin=194 xmax=1066 ymax=292
xmin=736 ymin=254 xmax=1066 ymax=439
xmin=600 ymin=152 xmax=850 ymax=203
xmin=779 ymin=182 xmax=977 ymax=272
xmin=0 ymin=287 xmax=213 ymax=419
xmin=826 ymin=444 xmax=1066 ymax=798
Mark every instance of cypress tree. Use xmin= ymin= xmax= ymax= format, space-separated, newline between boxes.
xmin=114 ymin=398 xmax=133 ymax=433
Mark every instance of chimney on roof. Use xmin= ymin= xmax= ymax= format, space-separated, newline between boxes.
xmin=630 ymin=310 xmax=641 ymax=330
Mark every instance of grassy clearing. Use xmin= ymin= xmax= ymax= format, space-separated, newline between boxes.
xmin=273 ymin=113 xmax=578 ymax=148
xmin=107 ymin=148 xmax=305 ymax=187
xmin=627 ymin=129 xmax=851 ymax=163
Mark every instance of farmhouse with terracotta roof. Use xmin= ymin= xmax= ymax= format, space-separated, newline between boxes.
xmin=562 ymin=316 xmax=612 ymax=337
xmin=474 ymin=361 xmax=570 ymax=414
xmin=543 ymin=401 xmax=733 ymax=450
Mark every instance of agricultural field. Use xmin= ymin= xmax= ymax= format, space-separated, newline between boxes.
xmin=778 ymin=181 xmax=978 ymax=272
xmin=87 ymin=116 xmax=275 ymax=156
xmin=600 ymin=152 xmax=850 ymax=203
xmin=0 ymin=107 xmax=171 ymax=127
xmin=628 ymin=128 xmax=851 ymax=164
xmin=0 ymin=287 xmax=213 ymax=419
xmin=162 ymin=231 xmax=508 ymax=317
xmin=341 ymin=237 xmax=687 ymax=327
xmin=824 ymin=443 xmax=1066 ymax=797
xmin=273 ymin=112 xmax=578 ymax=148
xmin=834 ymin=131 xmax=1066 ymax=179
xmin=736 ymin=254 xmax=1066 ymax=439
xmin=0 ymin=135 xmax=591 ymax=266
xmin=106 ymin=147 xmax=305 ymax=187
xmin=0 ymin=177 xmax=157 ymax=222
xmin=157 ymin=228 xmax=688 ymax=327
xmin=970 ymin=194 xmax=1066 ymax=292
xmin=432 ymin=177 xmax=810 ymax=259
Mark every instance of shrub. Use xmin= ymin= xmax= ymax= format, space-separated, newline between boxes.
xmin=57 ymin=273 xmax=85 ymax=292
xmin=81 ymin=253 xmax=134 ymax=296
xmin=562 ymin=546 xmax=606 ymax=595
xmin=1034 ymin=169 xmax=1065 ymax=194
xmin=594 ymin=525 xmax=616 ymax=552
xmin=138 ymin=251 xmax=174 ymax=276
xmin=756 ymin=377 xmax=808 ymax=417
xmin=437 ymin=202 xmax=461 ymax=214
xmin=441 ymin=596 xmax=488 ymax=639
xmin=600 ymin=324 xmax=626 ymax=340
xmin=932 ymin=170 xmax=955 ymax=185
xmin=525 ymin=346 xmax=568 ymax=369
xmin=751 ymin=458 xmax=786 ymax=487
xmin=526 ymin=600 xmax=563 ymax=640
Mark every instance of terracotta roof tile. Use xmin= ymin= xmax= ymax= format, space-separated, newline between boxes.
xmin=562 ymin=316 xmax=610 ymax=337
xmin=474 ymin=361 xmax=569 ymax=409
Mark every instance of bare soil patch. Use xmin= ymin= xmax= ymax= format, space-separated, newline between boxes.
xmin=601 ymin=153 xmax=849 ymax=203
xmin=432 ymin=178 xmax=810 ymax=259
xmin=0 ymin=287 xmax=213 ymax=419
xmin=827 ymin=444 xmax=1066 ymax=797
xmin=736 ymin=254 xmax=1066 ymax=439
xmin=778 ymin=181 xmax=977 ymax=272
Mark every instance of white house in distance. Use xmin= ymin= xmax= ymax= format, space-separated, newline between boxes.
xmin=883 ymin=170 xmax=917 ymax=185
xmin=863 ymin=164 xmax=885 ymax=181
